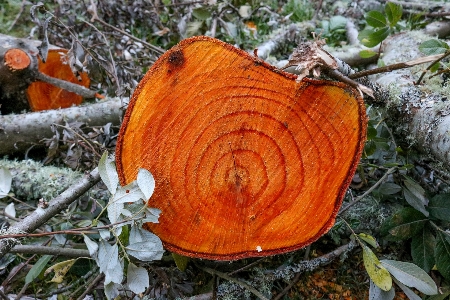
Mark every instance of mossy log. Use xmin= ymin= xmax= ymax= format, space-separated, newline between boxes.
xmin=0 ymin=159 xmax=108 ymax=203
xmin=372 ymin=31 xmax=450 ymax=169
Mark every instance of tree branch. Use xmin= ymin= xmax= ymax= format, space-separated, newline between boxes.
xmin=0 ymin=97 xmax=124 ymax=156
xmin=0 ymin=168 xmax=100 ymax=258
xmin=10 ymin=245 xmax=89 ymax=257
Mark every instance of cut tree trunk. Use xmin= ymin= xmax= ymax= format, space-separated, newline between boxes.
xmin=0 ymin=34 xmax=97 ymax=114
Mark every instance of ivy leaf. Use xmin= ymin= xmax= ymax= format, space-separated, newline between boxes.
xmin=98 ymin=152 xmax=119 ymax=194
xmin=25 ymin=255 xmax=52 ymax=284
xmin=385 ymin=2 xmax=402 ymax=26
xmin=127 ymin=263 xmax=149 ymax=294
xmin=380 ymin=207 xmax=428 ymax=241
xmin=435 ymin=230 xmax=450 ymax=280
xmin=368 ymin=279 xmax=395 ymax=300
xmin=419 ymin=39 xmax=449 ymax=55
xmin=428 ymin=194 xmax=450 ymax=221
xmin=137 ymin=168 xmax=155 ymax=202
xmin=0 ymin=167 xmax=12 ymax=198
xmin=380 ymin=260 xmax=437 ymax=295
xmin=363 ymin=245 xmax=392 ymax=291
xmin=366 ymin=11 xmax=387 ymax=28
xmin=45 ymin=259 xmax=77 ymax=283
xmin=411 ymin=226 xmax=435 ymax=272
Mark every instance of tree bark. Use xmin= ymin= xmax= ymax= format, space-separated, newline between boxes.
xmin=0 ymin=97 xmax=125 ymax=156
xmin=371 ymin=31 xmax=450 ymax=169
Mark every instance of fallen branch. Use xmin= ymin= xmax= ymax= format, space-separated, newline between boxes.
xmin=10 ymin=245 xmax=89 ymax=257
xmin=0 ymin=97 xmax=124 ymax=156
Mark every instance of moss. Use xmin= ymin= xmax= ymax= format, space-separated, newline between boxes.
xmin=0 ymin=159 xmax=82 ymax=201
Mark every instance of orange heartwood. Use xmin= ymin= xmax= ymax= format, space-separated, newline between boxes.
xmin=27 ymin=49 xmax=90 ymax=111
xmin=116 ymin=36 xmax=367 ymax=260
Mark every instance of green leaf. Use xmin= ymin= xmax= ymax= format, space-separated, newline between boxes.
xmin=435 ymin=230 xmax=450 ymax=280
xmin=358 ymin=233 xmax=379 ymax=248
xmin=192 ymin=7 xmax=211 ymax=20
xmin=385 ymin=2 xmax=403 ymax=26
xmin=172 ymin=253 xmax=190 ymax=272
xmin=329 ymin=16 xmax=347 ymax=31
xmin=419 ymin=39 xmax=449 ymax=55
xmin=427 ymin=291 xmax=450 ymax=300
xmin=363 ymin=245 xmax=392 ymax=291
xmin=359 ymin=49 xmax=378 ymax=58
xmin=359 ymin=27 xmax=390 ymax=47
xmin=403 ymin=177 xmax=429 ymax=216
xmin=430 ymin=62 xmax=440 ymax=73
xmin=378 ymin=182 xmax=402 ymax=195
xmin=45 ymin=259 xmax=77 ymax=283
xmin=429 ymin=194 xmax=450 ymax=221
xmin=380 ymin=260 xmax=437 ymax=295
xmin=366 ymin=11 xmax=387 ymax=28
xmin=25 ymin=255 xmax=52 ymax=284
xmin=411 ymin=226 xmax=435 ymax=273
xmin=380 ymin=207 xmax=428 ymax=241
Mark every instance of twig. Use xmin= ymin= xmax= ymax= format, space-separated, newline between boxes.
xmin=200 ymin=266 xmax=270 ymax=300
xmin=89 ymin=10 xmax=164 ymax=55
xmin=10 ymin=245 xmax=90 ymax=257
xmin=0 ymin=217 xmax=139 ymax=240
xmin=227 ymin=257 xmax=267 ymax=276
xmin=0 ymin=168 xmax=100 ymax=259
xmin=349 ymin=54 xmax=445 ymax=80
xmin=339 ymin=166 xmax=397 ymax=214
xmin=35 ymin=71 xmax=99 ymax=99
xmin=0 ymin=288 xmax=9 ymax=300
xmin=52 ymin=123 xmax=101 ymax=158
xmin=416 ymin=51 xmax=450 ymax=85
xmin=185 ymin=292 xmax=213 ymax=300
xmin=14 ymin=237 xmax=53 ymax=299
xmin=7 ymin=0 xmax=27 ymax=32
xmin=273 ymin=272 xmax=301 ymax=300
xmin=75 ymin=272 xmax=104 ymax=300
